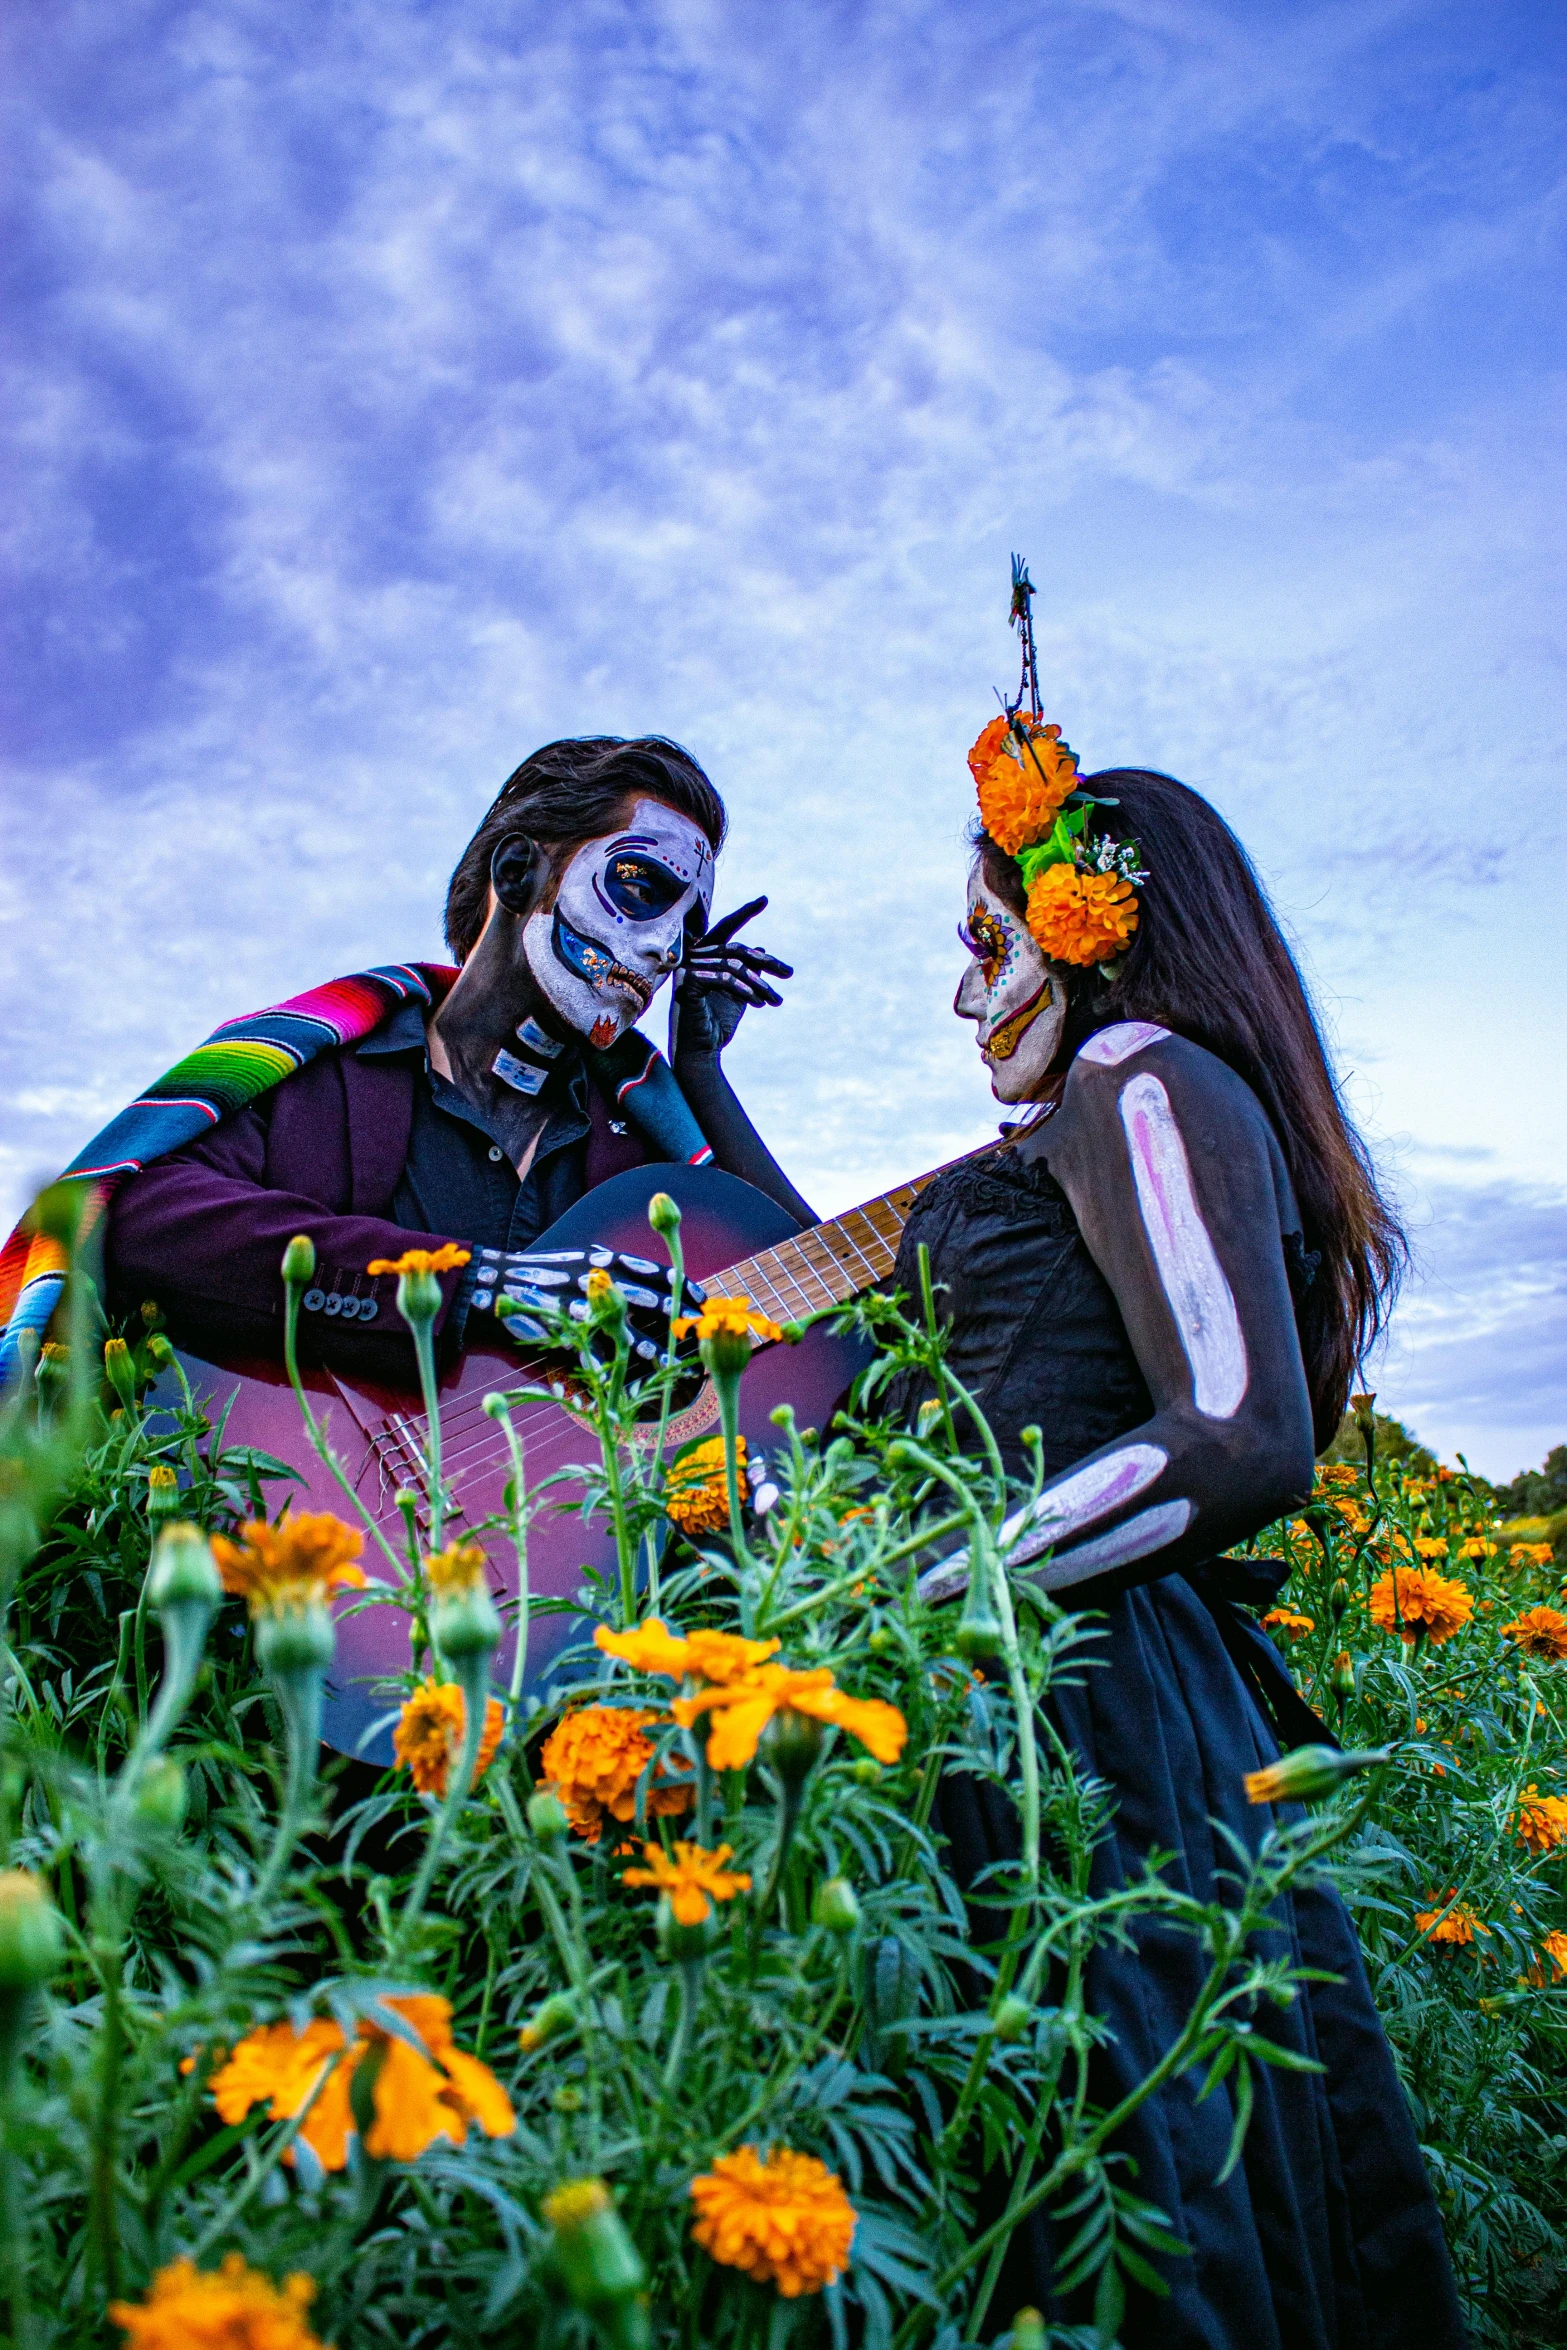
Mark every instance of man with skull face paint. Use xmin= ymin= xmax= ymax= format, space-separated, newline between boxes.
xmin=103 ymin=737 xmax=813 ymax=1370
xmin=884 ymin=714 xmax=1464 ymax=2346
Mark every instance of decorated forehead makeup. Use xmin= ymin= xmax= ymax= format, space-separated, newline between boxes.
xmin=966 ymin=557 xmax=1148 ymax=974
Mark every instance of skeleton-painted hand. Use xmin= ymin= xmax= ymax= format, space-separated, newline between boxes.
xmin=670 ymin=897 xmax=793 ymax=1059
xmin=466 ymin=1245 xmax=706 ymax=1363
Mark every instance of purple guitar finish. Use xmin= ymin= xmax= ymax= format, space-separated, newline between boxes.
xmin=175 ymin=1165 xmax=874 ymax=1762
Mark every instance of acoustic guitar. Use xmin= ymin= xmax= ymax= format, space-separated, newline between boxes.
xmin=171 ymin=1158 xmax=953 ymax=1760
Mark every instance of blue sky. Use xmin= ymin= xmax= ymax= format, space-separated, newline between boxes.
xmin=3 ymin=0 xmax=1563 ymax=1477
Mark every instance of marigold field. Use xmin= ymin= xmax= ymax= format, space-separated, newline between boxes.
xmin=1 ymin=1195 xmax=1564 ymax=2349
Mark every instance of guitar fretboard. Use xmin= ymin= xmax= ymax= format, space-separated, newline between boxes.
xmin=719 ymin=1157 xmax=974 ymax=1325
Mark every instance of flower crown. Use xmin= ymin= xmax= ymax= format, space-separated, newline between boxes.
xmin=967 ymin=558 xmax=1147 ymax=970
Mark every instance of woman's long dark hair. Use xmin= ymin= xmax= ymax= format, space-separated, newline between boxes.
xmin=977 ymin=768 xmax=1405 ymax=1450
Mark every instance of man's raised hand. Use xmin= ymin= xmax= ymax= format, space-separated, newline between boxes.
xmin=671 ymin=897 xmax=794 ymax=1058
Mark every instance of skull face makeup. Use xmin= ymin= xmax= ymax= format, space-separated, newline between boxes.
xmin=955 ymin=860 xmax=1066 ymax=1102
xmin=523 ymin=798 xmax=716 ymax=1049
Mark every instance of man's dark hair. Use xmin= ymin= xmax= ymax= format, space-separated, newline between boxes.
xmin=445 ymin=736 xmax=728 ymax=963
xmin=975 ymin=768 xmax=1407 ymax=1451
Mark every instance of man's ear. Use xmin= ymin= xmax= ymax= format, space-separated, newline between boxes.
xmin=490 ymin=832 xmax=542 ymax=917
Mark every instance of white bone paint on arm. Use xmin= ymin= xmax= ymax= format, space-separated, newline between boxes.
xmin=1039 ymin=1498 xmax=1193 ymax=1586
xmin=1119 ymin=1071 xmax=1248 ymax=1419
xmin=916 ymin=1440 xmax=1168 ymax=1604
xmin=1077 ymin=1020 xmax=1170 ymax=1068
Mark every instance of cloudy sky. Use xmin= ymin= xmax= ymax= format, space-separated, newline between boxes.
xmin=3 ymin=0 xmax=1563 ymax=1478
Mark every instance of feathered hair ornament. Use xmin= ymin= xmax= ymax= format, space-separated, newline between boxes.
xmin=968 ymin=556 xmax=1146 ymax=970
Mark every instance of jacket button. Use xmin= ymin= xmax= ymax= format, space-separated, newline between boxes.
xmin=302 ymin=1289 xmax=326 ymax=1313
xmin=488 ymin=1145 xmax=504 ymax=1163
xmin=358 ymin=1297 xmax=379 ymax=1322
xmin=323 ymin=1293 xmax=343 ymax=1316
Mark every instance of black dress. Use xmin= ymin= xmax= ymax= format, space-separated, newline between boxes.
xmin=889 ymin=1145 xmax=1466 ymax=2350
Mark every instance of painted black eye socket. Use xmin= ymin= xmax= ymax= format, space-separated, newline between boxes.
xmin=603 ymin=854 xmax=687 ymax=920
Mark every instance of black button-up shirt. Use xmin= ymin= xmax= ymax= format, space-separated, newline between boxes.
xmin=357 ymin=996 xmax=593 ymax=1253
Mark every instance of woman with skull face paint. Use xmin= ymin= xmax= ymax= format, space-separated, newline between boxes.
xmin=886 ymin=722 xmax=1464 ymax=2345
xmin=100 ymin=736 xmax=813 ymax=1374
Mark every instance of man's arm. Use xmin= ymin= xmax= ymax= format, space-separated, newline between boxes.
xmin=670 ymin=899 xmax=818 ymax=1226
xmin=106 ymin=1100 xmax=469 ymax=1373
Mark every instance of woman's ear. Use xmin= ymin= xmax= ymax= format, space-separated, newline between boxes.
xmin=490 ymin=832 xmax=542 ymax=917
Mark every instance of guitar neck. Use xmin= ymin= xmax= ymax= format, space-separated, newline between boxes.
xmin=719 ymin=1149 xmax=989 ymax=1324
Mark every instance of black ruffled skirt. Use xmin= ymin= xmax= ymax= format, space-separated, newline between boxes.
xmin=934 ymin=1571 xmax=1468 ymax=2349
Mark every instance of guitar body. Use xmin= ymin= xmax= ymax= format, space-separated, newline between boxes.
xmin=172 ymin=1165 xmax=873 ymax=1761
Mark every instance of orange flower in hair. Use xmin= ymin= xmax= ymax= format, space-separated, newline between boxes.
xmin=969 ymin=713 xmax=1081 ymax=858
xmin=1024 ymin=864 xmax=1139 ymax=967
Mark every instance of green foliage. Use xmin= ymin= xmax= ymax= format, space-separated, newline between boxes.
xmin=0 ymin=1220 xmax=1561 ymax=2347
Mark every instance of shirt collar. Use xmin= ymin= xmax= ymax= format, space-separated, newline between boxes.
xmin=356 ymin=995 xmax=431 ymax=1057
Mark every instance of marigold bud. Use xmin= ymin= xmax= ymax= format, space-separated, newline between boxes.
xmin=543 ymin=2177 xmax=648 ymax=2312
xmin=764 ymin=1704 xmax=824 ymax=1786
xmin=954 ymin=1567 xmax=1004 ymax=1661
xmin=655 ymin=1893 xmax=721 ymax=1965
xmin=146 ymin=1464 xmax=180 ymax=1523
xmin=1328 ymin=1577 xmax=1350 ymax=1623
xmin=103 ymin=1336 xmax=137 ymax=1410
xmin=145 ymin=1331 xmax=174 ymax=1370
xmin=256 ymin=1604 xmax=335 ymax=1678
xmin=281 ymin=1234 xmax=317 ymax=1286
xmin=148 ymin=1522 xmax=222 ymax=1615
xmin=432 ymin=1583 xmax=503 ymax=1661
xmin=140 ymin=1300 xmax=165 ymax=1331
xmin=529 ymin=1789 xmax=570 ymax=1845
xmin=1010 ymin=2312 xmax=1047 ymax=2350
xmin=398 ymin=1267 xmax=444 ymax=1324
xmin=0 ymin=1871 xmax=64 ymax=1993
xmin=1330 ymin=1652 xmax=1357 ymax=1705
xmin=992 ymin=1993 xmax=1032 ymax=2042
xmin=133 ymin=1758 xmax=187 ymax=1835
xmin=852 ymin=1757 xmax=882 ymax=1785
xmin=812 ymin=1877 xmax=860 ymax=1936
xmin=1244 ymin=1743 xmax=1390 ymax=1807
xmin=647 ymin=1192 xmax=681 ymax=1238
xmin=520 ymin=1993 xmax=577 ymax=2053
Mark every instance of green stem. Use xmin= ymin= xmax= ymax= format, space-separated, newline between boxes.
xmin=390 ymin=1664 xmax=487 ymax=1965
xmin=916 ymin=1243 xmax=960 ymax=1455
xmin=409 ymin=1314 xmax=446 ymax=1555
xmin=281 ymin=1277 xmax=406 ymax=1580
xmin=0 ymin=2005 xmax=35 ymax=2350
xmin=89 ymin=1934 xmax=125 ymax=2304
xmin=252 ymin=1668 xmax=322 ymax=1911
xmin=662 ymin=1957 xmax=704 ymax=2101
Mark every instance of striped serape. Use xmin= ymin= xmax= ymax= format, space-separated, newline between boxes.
xmin=0 ymin=963 xmax=710 ymax=1383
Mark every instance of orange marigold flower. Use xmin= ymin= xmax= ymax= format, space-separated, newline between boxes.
xmin=394 ymin=1679 xmax=504 ymax=1798
xmin=595 ymin=1618 xmax=781 ymax=1682
xmin=1501 ymin=1605 xmax=1567 ymax=1662
xmin=622 ymin=1838 xmax=752 ymax=1925
xmin=1368 ymin=1565 xmax=1473 ymax=1645
xmin=111 ymin=2253 xmax=329 ymax=2350
xmin=364 ymin=1244 xmax=471 ymax=1277
xmin=1513 ymin=1786 xmax=1567 ymax=1855
xmin=1412 ymin=1536 xmax=1449 ymax=1560
xmin=689 ymin=2145 xmax=857 ymax=2297
xmin=1414 ymin=1898 xmax=1489 ymax=1946
xmin=1261 ymin=1608 xmax=1315 ymax=1639
xmin=424 ymin=1539 xmax=488 ymax=1599
xmin=670 ymin=1295 xmax=783 ymax=1345
xmin=1509 ymin=1541 xmax=1556 ymax=1570
xmin=1024 ymin=863 xmax=1139 ymax=968
xmin=1315 ymin=1464 xmax=1359 ymax=1491
xmin=663 ymin=1436 xmax=747 ymax=1537
xmin=209 ymin=1995 xmax=513 ymax=2171
xmin=210 ymin=1513 xmax=367 ymax=1618
xmin=537 ymin=1704 xmax=693 ymax=1842
xmin=673 ymin=1663 xmax=907 ymax=1773
xmin=969 ymin=713 xmax=1081 ymax=858
xmin=1459 ymin=1536 xmax=1498 ymax=1561
xmin=1525 ymin=1929 xmax=1567 ymax=1986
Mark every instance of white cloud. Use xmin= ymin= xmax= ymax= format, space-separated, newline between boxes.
xmin=2 ymin=0 xmax=1562 ymax=1466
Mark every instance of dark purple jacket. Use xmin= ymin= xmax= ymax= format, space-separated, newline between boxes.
xmin=106 ymin=1044 xmax=657 ymax=1376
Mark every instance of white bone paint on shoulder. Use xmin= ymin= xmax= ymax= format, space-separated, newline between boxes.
xmin=1119 ymin=1072 xmax=1248 ymax=1418
xmin=914 ymin=1442 xmax=1169 ymax=1603
xmin=1078 ymin=1021 xmax=1170 ymax=1068
xmin=1041 ymin=1498 xmax=1193 ymax=1587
